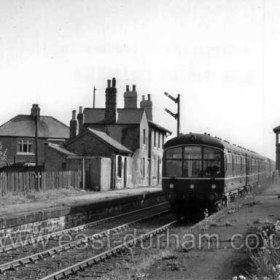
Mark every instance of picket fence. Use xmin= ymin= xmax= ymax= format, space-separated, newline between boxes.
xmin=0 ymin=170 xmax=81 ymax=195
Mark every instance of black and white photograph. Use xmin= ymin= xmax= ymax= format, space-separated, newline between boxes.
xmin=0 ymin=0 xmax=280 ymax=279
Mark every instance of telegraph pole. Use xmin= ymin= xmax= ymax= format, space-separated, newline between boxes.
xmin=93 ymin=86 xmax=96 ymax=108
xmin=164 ymin=92 xmax=180 ymax=136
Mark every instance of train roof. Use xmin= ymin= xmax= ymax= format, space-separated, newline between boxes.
xmin=164 ymin=133 xmax=269 ymax=160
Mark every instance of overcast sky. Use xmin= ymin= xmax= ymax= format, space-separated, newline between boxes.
xmin=0 ymin=0 xmax=279 ymax=159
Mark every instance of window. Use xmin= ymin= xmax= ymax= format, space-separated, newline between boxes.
xmin=141 ymin=158 xmax=145 ymax=177
xmin=164 ymin=146 xmax=222 ymax=178
xmin=226 ymin=154 xmax=232 ymax=176
xmin=117 ymin=156 xmax=122 ymax=177
xmin=154 ymin=156 xmax=157 ymax=176
xmin=183 ymin=146 xmax=202 ymax=177
xmin=143 ymin=129 xmax=146 ymax=144
xmin=154 ymin=131 xmax=157 ymax=147
xmin=158 ymin=133 xmax=160 ymax=148
xmin=203 ymin=147 xmax=222 ymax=176
xmin=165 ymin=147 xmax=183 ymax=177
xmin=17 ymin=140 xmax=33 ymax=154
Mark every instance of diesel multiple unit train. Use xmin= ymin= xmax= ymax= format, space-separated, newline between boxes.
xmin=162 ymin=133 xmax=275 ymax=217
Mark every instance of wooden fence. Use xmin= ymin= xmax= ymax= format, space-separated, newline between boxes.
xmin=0 ymin=170 xmax=82 ymax=195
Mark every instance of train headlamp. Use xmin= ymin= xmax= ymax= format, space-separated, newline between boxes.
xmin=169 ymin=183 xmax=174 ymax=189
xmin=211 ymin=184 xmax=217 ymax=189
xmin=190 ymin=184 xmax=195 ymax=189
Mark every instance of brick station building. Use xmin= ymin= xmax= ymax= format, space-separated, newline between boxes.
xmin=46 ymin=78 xmax=171 ymax=189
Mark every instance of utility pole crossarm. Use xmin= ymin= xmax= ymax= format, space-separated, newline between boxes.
xmin=164 ymin=92 xmax=181 ymax=136
xmin=164 ymin=92 xmax=178 ymax=103
xmin=164 ymin=108 xmax=177 ymax=119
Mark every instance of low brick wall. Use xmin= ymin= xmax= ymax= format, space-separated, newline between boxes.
xmin=0 ymin=191 xmax=171 ymax=239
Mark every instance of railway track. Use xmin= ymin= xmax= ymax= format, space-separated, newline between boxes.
xmin=0 ymin=202 xmax=171 ymax=279
xmin=39 ymin=207 xmax=226 ymax=280
xmin=41 ymin=217 xmax=177 ymax=280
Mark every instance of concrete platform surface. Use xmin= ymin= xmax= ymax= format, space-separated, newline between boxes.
xmin=0 ymin=186 xmax=161 ymax=219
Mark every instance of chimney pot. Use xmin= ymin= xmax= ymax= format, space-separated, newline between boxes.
xmin=79 ymin=106 xmax=83 ymax=113
xmin=142 ymin=95 xmax=145 ymax=101
xmin=132 ymin=85 xmax=136 ymax=91
xmin=126 ymin=85 xmax=129 ymax=91
xmin=148 ymin=94 xmax=151 ymax=100
xmin=107 ymin=80 xmax=111 ymax=88
xmin=112 ymin=77 xmax=116 ymax=88
xmin=72 ymin=110 xmax=76 ymax=120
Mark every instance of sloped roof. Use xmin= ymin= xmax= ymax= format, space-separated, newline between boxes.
xmin=0 ymin=115 xmax=69 ymax=138
xmin=149 ymin=121 xmax=172 ymax=134
xmin=83 ymin=108 xmax=145 ymax=125
xmin=117 ymin=109 xmax=145 ymax=124
xmin=84 ymin=108 xmax=105 ymax=124
xmin=48 ymin=143 xmax=77 ymax=156
xmin=83 ymin=108 xmax=170 ymax=135
xmin=87 ymin=128 xmax=132 ymax=154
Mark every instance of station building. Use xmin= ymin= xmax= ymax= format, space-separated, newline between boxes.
xmin=45 ymin=78 xmax=171 ymax=190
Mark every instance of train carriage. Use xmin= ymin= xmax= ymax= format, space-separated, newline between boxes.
xmin=162 ymin=133 xmax=274 ymax=218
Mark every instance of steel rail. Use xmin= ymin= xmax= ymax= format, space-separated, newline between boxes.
xmin=40 ymin=219 xmax=178 ymax=280
xmin=0 ymin=201 xmax=169 ymax=253
xmin=0 ymin=208 xmax=170 ymax=274
xmin=40 ymin=205 xmax=231 ymax=280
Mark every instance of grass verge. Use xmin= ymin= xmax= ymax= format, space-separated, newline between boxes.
xmin=0 ymin=186 xmax=89 ymax=206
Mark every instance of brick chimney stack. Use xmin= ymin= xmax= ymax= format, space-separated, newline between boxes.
xmin=77 ymin=106 xmax=84 ymax=134
xmin=140 ymin=94 xmax=153 ymax=121
xmin=124 ymin=84 xmax=137 ymax=109
xmin=31 ymin=104 xmax=40 ymax=120
xmin=70 ymin=110 xmax=78 ymax=139
xmin=31 ymin=104 xmax=40 ymax=166
xmin=105 ymin=78 xmax=117 ymax=124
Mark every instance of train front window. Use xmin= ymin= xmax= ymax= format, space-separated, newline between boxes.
xmin=203 ymin=147 xmax=222 ymax=176
xmin=183 ymin=146 xmax=202 ymax=177
xmin=165 ymin=147 xmax=183 ymax=177
xmin=164 ymin=145 xmax=222 ymax=178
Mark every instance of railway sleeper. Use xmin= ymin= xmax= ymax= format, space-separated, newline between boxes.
xmin=79 ymin=263 xmax=87 ymax=270
xmin=19 ymin=259 xmax=30 ymax=266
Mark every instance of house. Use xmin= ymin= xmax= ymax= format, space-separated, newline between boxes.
xmin=69 ymin=78 xmax=171 ymax=188
xmin=0 ymin=104 xmax=69 ymax=167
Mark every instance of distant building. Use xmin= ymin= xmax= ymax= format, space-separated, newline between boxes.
xmin=0 ymin=104 xmax=69 ymax=167
xmin=67 ymin=78 xmax=171 ymax=188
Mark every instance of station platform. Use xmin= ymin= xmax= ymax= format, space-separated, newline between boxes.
xmin=0 ymin=186 xmax=166 ymax=235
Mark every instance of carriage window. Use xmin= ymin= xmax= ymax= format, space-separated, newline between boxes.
xmin=165 ymin=160 xmax=182 ymax=177
xmin=166 ymin=147 xmax=183 ymax=159
xmin=183 ymin=146 xmax=202 ymax=177
xmin=184 ymin=147 xmax=202 ymax=159
xmin=165 ymin=147 xmax=183 ymax=177
xmin=226 ymin=154 xmax=232 ymax=176
xmin=203 ymin=147 xmax=222 ymax=176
